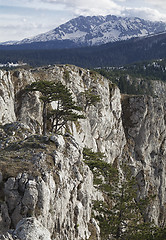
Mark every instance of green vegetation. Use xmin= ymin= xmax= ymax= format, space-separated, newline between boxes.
xmin=81 ymin=89 xmax=101 ymax=110
xmin=83 ymin=148 xmax=166 ymax=240
xmin=48 ymin=83 xmax=85 ymax=134
xmin=26 ymin=80 xmax=58 ymax=135
xmin=0 ymin=123 xmax=60 ymax=180
xmin=121 ymin=60 xmax=166 ymax=81
xmin=95 ymin=59 xmax=166 ymax=95
xmin=26 ymin=80 xmax=85 ymax=135
xmin=0 ymin=33 xmax=166 ymax=68
xmin=63 ymin=69 xmax=70 ymax=81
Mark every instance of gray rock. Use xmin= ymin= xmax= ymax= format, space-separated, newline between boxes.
xmin=0 ymin=172 xmax=2 ymax=183
xmin=1 ymin=64 xmax=166 ymax=238
xmin=0 ymin=203 xmax=11 ymax=233
xmin=122 ymin=94 xmax=166 ymax=225
xmin=14 ymin=217 xmax=51 ymax=240
xmin=0 ymin=70 xmax=16 ymax=124
xmin=49 ymin=135 xmax=59 ymax=147
xmin=22 ymin=180 xmax=38 ymax=211
xmin=0 ymin=232 xmax=16 ymax=240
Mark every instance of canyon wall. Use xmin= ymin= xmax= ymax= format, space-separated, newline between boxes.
xmin=0 ymin=65 xmax=166 ymax=239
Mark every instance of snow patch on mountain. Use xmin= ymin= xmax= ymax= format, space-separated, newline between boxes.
xmin=2 ymin=15 xmax=166 ymax=48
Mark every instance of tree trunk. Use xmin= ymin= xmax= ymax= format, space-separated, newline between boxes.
xmin=42 ymin=101 xmax=47 ymax=135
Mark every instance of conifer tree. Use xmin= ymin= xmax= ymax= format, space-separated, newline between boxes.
xmin=48 ymin=81 xmax=85 ymax=134
xmin=26 ymin=80 xmax=58 ymax=135
xmin=83 ymin=148 xmax=155 ymax=240
xmin=26 ymin=80 xmax=85 ymax=135
xmin=81 ymin=89 xmax=100 ymax=110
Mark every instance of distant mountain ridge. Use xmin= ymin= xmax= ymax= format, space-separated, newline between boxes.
xmin=1 ymin=15 xmax=166 ymax=49
xmin=0 ymin=31 xmax=166 ymax=67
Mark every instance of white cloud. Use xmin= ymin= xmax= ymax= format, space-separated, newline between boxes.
xmin=0 ymin=0 xmax=66 ymax=11
xmin=145 ymin=0 xmax=166 ymax=10
xmin=33 ymin=0 xmax=166 ymax=20
xmin=145 ymin=0 xmax=165 ymax=5
xmin=73 ymin=1 xmax=122 ymax=16
xmin=0 ymin=11 xmax=60 ymax=42
xmin=0 ymin=16 xmax=40 ymax=41
xmin=39 ymin=0 xmax=123 ymax=16
xmin=122 ymin=7 xmax=166 ymax=22
xmin=1 ymin=0 xmax=166 ymax=42
xmin=1 ymin=0 xmax=166 ymax=19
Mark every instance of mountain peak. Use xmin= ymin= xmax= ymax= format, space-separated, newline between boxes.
xmin=2 ymin=15 xmax=166 ymax=49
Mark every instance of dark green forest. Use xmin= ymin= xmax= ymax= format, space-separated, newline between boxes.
xmin=95 ymin=59 xmax=166 ymax=95
xmin=0 ymin=32 xmax=166 ymax=68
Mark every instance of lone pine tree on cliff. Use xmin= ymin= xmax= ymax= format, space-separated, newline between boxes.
xmin=26 ymin=80 xmax=85 ymax=135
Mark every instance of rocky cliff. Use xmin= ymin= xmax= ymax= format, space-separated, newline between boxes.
xmin=0 ymin=65 xmax=166 ymax=239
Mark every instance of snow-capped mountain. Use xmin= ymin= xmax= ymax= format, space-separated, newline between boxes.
xmin=2 ymin=15 xmax=166 ymax=48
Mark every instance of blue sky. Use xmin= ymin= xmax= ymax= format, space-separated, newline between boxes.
xmin=1 ymin=0 xmax=166 ymax=42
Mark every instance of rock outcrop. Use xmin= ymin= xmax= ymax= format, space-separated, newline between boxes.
xmin=122 ymin=94 xmax=166 ymax=225
xmin=0 ymin=64 xmax=166 ymax=239
xmin=0 ymin=133 xmax=95 ymax=240
xmin=0 ymin=71 xmax=16 ymax=124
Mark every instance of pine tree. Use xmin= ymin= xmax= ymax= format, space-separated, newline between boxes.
xmin=83 ymin=148 xmax=155 ymax=240
xmin=48 ymin=81 xmax=85 ymax=134
xmin=26 ymin=80 xmax=85 ymax=135
xmin=80 ymin=89 xmax=100 ymax=110
xmin=26 ymin=80 xmax=58 ymax=135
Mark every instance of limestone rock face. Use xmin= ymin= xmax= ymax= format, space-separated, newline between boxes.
xmin=0 ymin=64 xmax=166 ymax=238
xmin=14 ymin=217 xmax=51 ymax=240
xmin=0 ymin=71 xmax=16 ymax=124
xmin=60 ymin=66 xmax=126 ymax=163
xmin=122 ymin=95 xmax=166 ymax=225
xmin=0 ymin=134 xmax=95 ymax=240
xmin=0 ymin=65 xmax=126 ymax=163
xmin=0 ymin=218 xmax=51 ymax=240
